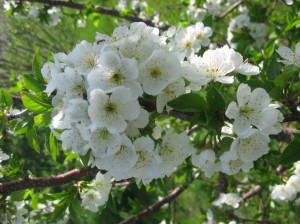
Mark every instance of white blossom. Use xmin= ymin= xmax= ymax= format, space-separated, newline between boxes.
xmin=138 ymin=49 xmax=181 ymax=95
xmin=276 ymin=42 xmax=300 ymax=67
xmin=213 ymin=193 xmax=242 ymax=209
xmin=88 ymin=87 xmax=141 ymax=134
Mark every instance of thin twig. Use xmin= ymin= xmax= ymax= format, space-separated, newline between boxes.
xmin=7 ymin=109 xmax=29 ymax=120
xmin=215 ymin=0 xmax=244 ymax=22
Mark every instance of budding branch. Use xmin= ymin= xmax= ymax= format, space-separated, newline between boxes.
xmin=0 ymin=166 xmax=101 ymax=194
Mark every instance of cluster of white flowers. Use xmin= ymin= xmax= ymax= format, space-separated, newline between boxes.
xmin=276 ymin=42 xmax=300 ymax=67
xmin=42 ymin=21 xmax=266 ymax=211
xmin=227 ymin=10 xmax=267 ymax=48
xmin=0 ymin=148 xmax=9 ymax=178
xmin=2 ymin=1 xmax=61 ymax=27
xmin=212 ymin=193 xmax=242 ymax=209
xmin=2 ymin=201 xmax=28 ymax=224
xmin=81 ymin=172 xmax=112 ymax=212
xmin=271 ymin=161 xmax=300 ymax=201
xmin=220 ymin=83 xmax=283 ymax=175
xmin=192 ymin=83 xmax=283 ymax=177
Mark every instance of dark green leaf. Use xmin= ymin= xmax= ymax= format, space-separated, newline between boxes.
xmin=14 ymin=116 xmax=32 ymax=134
xmin=22 ymin=74 xmax=44 ymax=93
xmin=69 ymin=197 xmax=85 ymax=224
xmin=168 ymin=93 xmax=206 ymax=112
xmin=21 ymin=92 xmax=52 ymax=113
xmin=266 ymin=56 xmax=280 ymax=80
xmin=206 ymin=88 xmax=225 ymax=113
xmin=0 ymin=89 xmax=13 ymax=108
xmin=280 ymin=135 xmax=300 ymax=164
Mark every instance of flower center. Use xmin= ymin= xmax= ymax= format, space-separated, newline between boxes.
xmin=111 ymin=72 xmax=124 ymax=85
xmin=185 ymin=41 xmax=192 ymax=48
xmin=150 ymin=68 xmax=161 ymax=79
xmin=104 ymin=102 xmax=117 ymax=113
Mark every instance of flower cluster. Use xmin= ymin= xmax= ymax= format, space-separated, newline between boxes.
xmin=271 ymin=161 xmax=300 ymax=201
xmin=192 ymin=83 xmax=283 ymax=177
xmin=220 ymin=84 xmax=283 ymax=175
xmin=213 ymin=193 xmax=242 ymax=209
xmin=43 ymin=21 xmax=263 ymax=211
xmin=227 ymin=8 xmax=267 ymax=48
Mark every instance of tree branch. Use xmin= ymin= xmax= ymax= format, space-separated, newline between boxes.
xmin=0 ymin=166 xmax=103 ymax=194
xmin=19 ymin=0 xmax=156 ymax=26
xmin=119 ymin=184 xmax=189 ymax=224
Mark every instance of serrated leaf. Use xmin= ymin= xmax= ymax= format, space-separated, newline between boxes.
xmin=280 ymin=135 xmax=300 ymax=164
xmin=49 ymin=132 xmax=58 ymax=161
xmin=206 ymin=88 xmax=225 ymax=113
xmin=0 ymin=89 xmax=13 ymax=108
xmin=21 ymin=92 xmax=52 ymax=113
xmin=32 ymin=49 xmax=44 ymax=82
xmin=26 ymin=122 xmax=40 ymax=153
xmin=167 ymin=93 xmax=206 ymax=112
xmin=22 ymin=74 xmax=44 ymax=93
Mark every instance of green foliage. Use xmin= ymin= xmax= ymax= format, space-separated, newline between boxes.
xmin=168 ymin=93 xmax=207 ymax=112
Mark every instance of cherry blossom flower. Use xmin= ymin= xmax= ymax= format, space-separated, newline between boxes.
xmin=276 ymin=42 xmax=300 ymax=67
xmin=88 ymin=87 xmax=141 ymax=134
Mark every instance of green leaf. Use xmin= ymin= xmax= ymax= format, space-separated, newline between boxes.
xmin=11 ymin=189 xmax=31 ymax=201
xmin=26 ymin=121 xmax=40 ymax=153
xmin=14 ymin=116 xmax=32 ymax=134
xmin=22 ymin=74 xmax=44 ymax=93
xmin=266 ymin=56 xmax=280 ymax=80
xmin=206 ymin=88 xmax=225 ymax=113
xmin=32 ymin=48 xmax=44 ymax=82
xmin=167 ymin=93 xmax=206 ymax=112
xmin=34 ymin=112 xmax=51 ymax=126
xmin=49 ymin=132 xmax=58 ymax=161
xmin=53 ymin=199 xmax=69 ymax=220
xmin=280 ymin=135 xmax=300 ymax=164
xmin=79 ymin=150 xmax=91 ymax=166
xmin=264 ymin=39 xmax=276 ymax=58
xmin=64 ymin=153 xmax=78 ymax=163
xmin=69 ymin=197 xmax=85 ymax=224
xmin=0 ymin=89 xmax=13 ymax=108
xmin=21 ymin=92 xmax=52 ymax=113
xmin=30 ymin=191 xmax=39 ymax=209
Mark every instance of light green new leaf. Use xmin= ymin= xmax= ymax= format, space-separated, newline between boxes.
xmin=21 ymin=92 xmax=52 ymax=113
xmin=22 ymin=74 xmax=44 ymax=93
